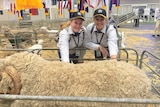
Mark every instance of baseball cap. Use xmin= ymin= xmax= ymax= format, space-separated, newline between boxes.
xmin=70 ymin=12 xmax=85 ymax=21
xmin=93 ymin=8 xmax=107 ymax=18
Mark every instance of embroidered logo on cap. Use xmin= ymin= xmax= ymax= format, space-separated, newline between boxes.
xmin=98 ymin=9 xmax=103 ymax=13
xmin=77 ymin=12 xmax=81 ymax=15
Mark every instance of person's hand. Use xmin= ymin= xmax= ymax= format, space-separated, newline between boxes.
xmin=110 ymin=55 xmax=117 ymax=61
xmin=98 ymin=45 xmax=108 ymax=58
xmin=110 ymin=55 xmax=117 ymax=59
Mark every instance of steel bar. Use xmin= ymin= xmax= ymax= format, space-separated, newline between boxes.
xmin=0 ymin=94 xmax=160 ymax=104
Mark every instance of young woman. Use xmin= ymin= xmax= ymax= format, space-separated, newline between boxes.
xmin=86 ymin=8 xmax=118 ymax=60
xmin=57 ymin=11 xmax=108 ymax=64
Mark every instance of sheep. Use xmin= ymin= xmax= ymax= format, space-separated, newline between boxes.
xmin=0 ymin=52 xmax=155 ymax=107
xmin=28 ymin=39 xmax=43 ymax=54
xmin=1 ymin=26 xmax=15 ymax=46
xmin=39 ymin=26 xmax=58 ymax=42
xmin=0 ymin=45 xmax=15 ymax=58
xmin=1 ymin=26 xmax=33 ymax=47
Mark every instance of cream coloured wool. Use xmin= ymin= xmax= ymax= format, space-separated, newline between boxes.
xmin=0 ymin=52 xmax=154 ymax=107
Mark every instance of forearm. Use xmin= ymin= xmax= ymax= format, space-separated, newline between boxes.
xmin=84 ymin=42 xmax=100 ymax=50
xmin=60 ymin=47 xmax=70 ymax=62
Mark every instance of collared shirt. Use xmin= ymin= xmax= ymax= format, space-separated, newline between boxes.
xmin=57 ymin=25 xmax=94 ymax=62
xmin=86 ymin=22 xmax=118 ymax=57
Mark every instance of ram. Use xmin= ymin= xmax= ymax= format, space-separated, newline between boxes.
xmin=0 ymin=52 xmax=154 ymax=107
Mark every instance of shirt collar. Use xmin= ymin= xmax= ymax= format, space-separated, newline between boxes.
xmin=93 ymin=24 xmax=107 ymax=34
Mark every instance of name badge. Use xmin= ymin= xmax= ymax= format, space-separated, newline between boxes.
xmin=75 ymin=50 xmax=80 ymax=56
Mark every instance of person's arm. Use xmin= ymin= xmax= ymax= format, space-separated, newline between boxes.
xmin=83 ymin=25 xmax=108 ymax=57
xmin=98 ymin=45 xmax=108 ymax=57
xmin=58 ymin=29 xmax=70 ymax=62
xmin=107 ymin=25 xmax=118 ymax=59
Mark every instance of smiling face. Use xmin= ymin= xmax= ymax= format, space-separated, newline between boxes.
xmin=70 ymin=18 xmax=83 ymax=33
xmin=94 ymin=16 xmax=107 ymax=31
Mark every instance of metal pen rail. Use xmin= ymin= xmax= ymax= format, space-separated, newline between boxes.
xmin=139 ymin=50 xmax=160 ymax=69
xmin=0 ymin=30 xmax=58 ymax=48
xmin=0 ymin=47 xmax=139 ymax=63
xmin=118 ymin=48 xmax=139 ymax=66
xmin=139 ymin=50 xmax=160 ymax=96
xmin=0 ymin=49 xmax=159 ymax=105
xmin=0 ymin=94 xmax=160 ymax=104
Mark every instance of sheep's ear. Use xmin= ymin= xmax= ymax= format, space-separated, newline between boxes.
xmin=5 ymin=66 xmax=21 ymax=94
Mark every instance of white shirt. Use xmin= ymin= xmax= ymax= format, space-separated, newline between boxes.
xmin=86 ymin=22 xmax=118 ymax=57
xmin=57 ymin=25 xmax=94 ymax=62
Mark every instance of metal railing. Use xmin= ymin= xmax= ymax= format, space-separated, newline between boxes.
xmin=139 ymin=50 xmax=160 ymax=96
xmin=116 ymin=12 xmax=137 ymax=26
xmin=139 ymin=50 xmax=160 ymax=69
xmin=118 ymin=48 xmax=139 ymax=66
xmin=0 ymin=49 xmax=159 ymax=105
xmin=0 ymin=47 xmax=139 ymax=62
xmin=0 ymin=30 xmax=57 ymax=48
xmin=0 ymin=94 xmax=160 ymax=104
